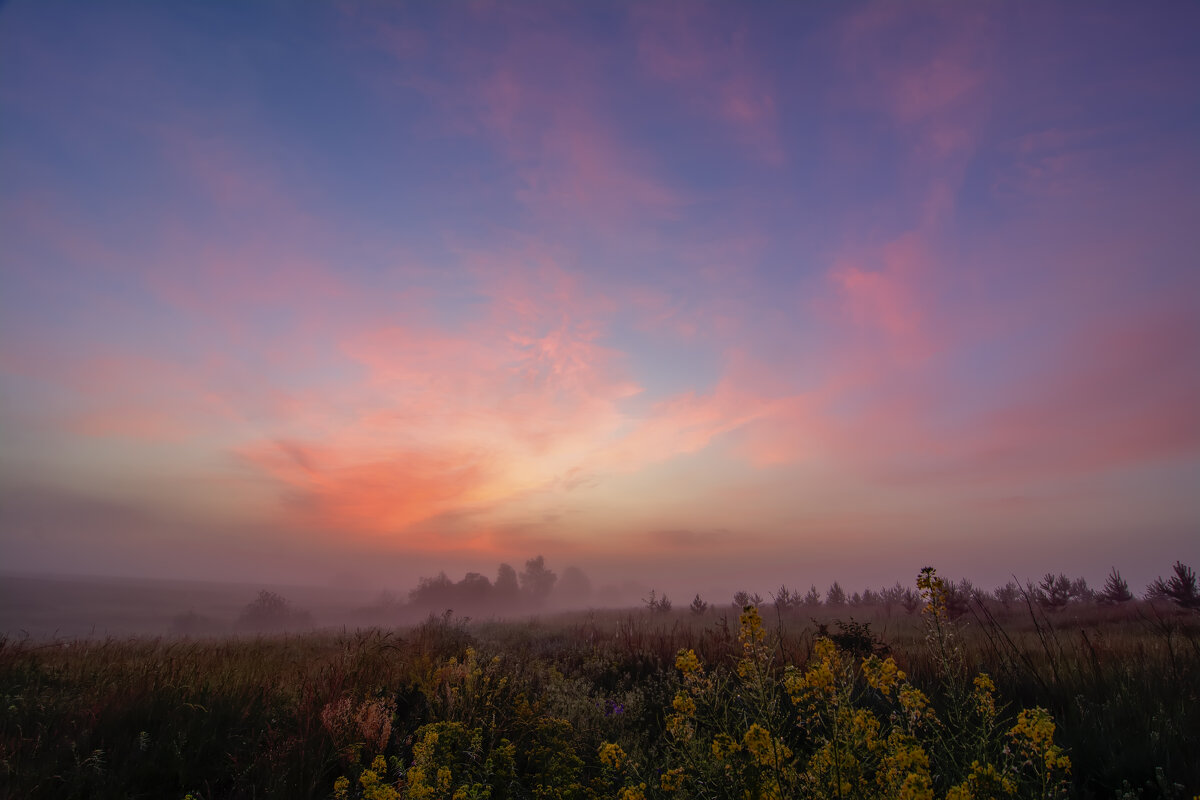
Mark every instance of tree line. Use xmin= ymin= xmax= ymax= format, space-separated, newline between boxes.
xmin=222 ymin=559 xmax=1197 ymax=633
xmin=669 ymin=561 xmax=1199 ymax=619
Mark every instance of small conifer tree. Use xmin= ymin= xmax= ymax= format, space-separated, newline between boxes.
xmin=1098 ymin=568 xmax=1133 ymax=604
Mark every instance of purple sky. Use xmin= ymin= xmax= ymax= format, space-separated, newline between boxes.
xmin=1 ymin=2 xmax=1197 ymax=597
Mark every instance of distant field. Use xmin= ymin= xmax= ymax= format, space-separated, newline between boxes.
xmin=1 ymin=579 xmax=1196 ymax=799
xmin=0 ymin=574 xmax=381 ymax=639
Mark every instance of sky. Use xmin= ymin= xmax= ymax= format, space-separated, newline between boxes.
xmin=1 ymin=1 xmax=1198 ymax=598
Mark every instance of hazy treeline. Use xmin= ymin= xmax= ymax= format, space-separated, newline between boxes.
xmin=673 ymin=561 xmax=1199 ymax=620
xmin=175 ymin=559 xmax=1198 ymax=636
xmin=403 ymin=556 xmax=593 ymax=614
xmin=194 ymin=556 xmax=603 ymax=635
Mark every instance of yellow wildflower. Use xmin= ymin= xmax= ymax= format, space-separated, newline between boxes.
xmin=1010 ymin=708 xmax=1071 ymax=774
xmin=973 ymin=673 xmax=997 ymax=717
xmin=916 ymin=567 xmax=949 ymax=618
xmin=671 ymin=691 xmax=696 ymax=717
xmin=660 ymin=767 xmax=686 ymax=792
xmin=711 ymin=733 xmax=741 ymax=760
xmin=1009 ymin=707 xmax=1055 ymax=748
xmin=739 ymin=605 xmax=765 ymax=645
xmin=598 ymin=742 xmax=626 ymax=770
xmin=898 ymin=684 xmax=931 ymax=723
xmin=675 ymin=649 xmax=702 ymax=676
xmin=947 ymin=760 xmax=1017 ymax=800
xmin=619 ymin=783 xmax=647 ymax=800
xmin=863 ymin=655 xmax=905 ymax=696
xmin=743 ymin=723 xmax=773 ymax=765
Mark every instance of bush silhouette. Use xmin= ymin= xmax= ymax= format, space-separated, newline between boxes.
xmin=236 ymin=590 xmax=312 ymax=632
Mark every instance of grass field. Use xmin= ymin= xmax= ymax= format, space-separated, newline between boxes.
xmin=1 ymin=574 xmax=1197 ymax=800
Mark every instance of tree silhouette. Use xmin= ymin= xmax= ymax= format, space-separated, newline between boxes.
xmin=993 ymin=581 xmax=1020 ymax=609
xmin=1098 ymin=568 xmax=1133 ymax=604
xmin=456 ymin=572 xmax=493 ymax=608
xmin=237 ymin=590 xmax=312 ymax=632
xmin=495 ymin=563 xmax=520 ymax=605
xmin=1037 ymin=573 xmax=1072 ymax=610
xmin=644 ymin=590 xmax=672 ymax=613
xmin=520 ymin=556 xmax=556 ymax=605
xmin=772 ymin=585 xmax=798 ymax=611
xmin=409 ymin=572 xmax=455 ymax=609
xmin=1147 ymin=561 xmax=1199 ymax=609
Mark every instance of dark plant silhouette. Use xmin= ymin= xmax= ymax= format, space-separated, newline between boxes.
xmin=825 ymin=581 xmax=847 ymax=607
xmin=772 ymin=585 xmax=799 ymax=611
xmin=993 ymin=581 xmax=1021 ymax=609
xmin=943 ymin=579 xmax=973 ymax=619
xmin=409 ymin=572 xmax=456 ymax=610
xmin=1069 ymin=577 xmax=1094 ymax=603
xmin=520 ymin=555 xmax=557 ymax=605
xmin=1147 ymin=561 xmax=1199 ymax=609
xmin=1036 ymin=573 xmax=1072 ymax=610
xmin=237 ymin=590 xmax=312 ymax=633
xmin=1098 ymin=568 xmax=1133 ymax=605
xmin=689 ymin=594 xmax=709 ymax=615
xmin=494 ymin=563 xmax=520 ymax=603
xmin=732 ymin=590 xmax=763 ymax=608
xmin=644 ymin=590 xmax=672 ymax=613
xmin=813 ymin=618 xmax=889 ymax=658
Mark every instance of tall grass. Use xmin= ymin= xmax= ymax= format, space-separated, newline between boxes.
xmin=0 ymin=595 xmax=1196 ymax=798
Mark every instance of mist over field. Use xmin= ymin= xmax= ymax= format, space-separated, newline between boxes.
xmin=1 ymin=3 xmax=1199 ymax=795
xmin=2 ymin=554 xmax=1191 ymax=641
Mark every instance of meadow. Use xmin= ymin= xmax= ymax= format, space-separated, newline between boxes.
xmin=1 ymin=570 xmax=1197 ymax=800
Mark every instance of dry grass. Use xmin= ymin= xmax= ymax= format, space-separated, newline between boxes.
xmin=0 ymin=598 xmax=1196 ymax=798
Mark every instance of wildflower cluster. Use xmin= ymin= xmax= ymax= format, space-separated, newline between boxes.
xmin=332 ymin=570 xmax=1070 ymax=800
xmin=333 ymin=755 xmax=400 ymax=800
xmin=603 ymin=570 xmax=1071 ymax=800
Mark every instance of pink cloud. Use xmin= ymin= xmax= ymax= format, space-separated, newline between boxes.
xmin=839 ymin=3 xmax=989 ymax=124
xmin=947 ymin=306 xmax=1200 ymax=480
xmin=603 ymin=380 xmax=771 ymax=468
xmin=633 ymin=3 xmax=784 ymax=164
xmin=741 ymin=283 xmax=1200 ymax=489
xmin=240 ymin=438 xmax=502 ymax=541
xmin=212 ymin=256 xmax=648 ymax=537
xmin=824 ymin=230 xmax=939 ymax=368
xmin=376 ymin=12 xmax=685 ymax=229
